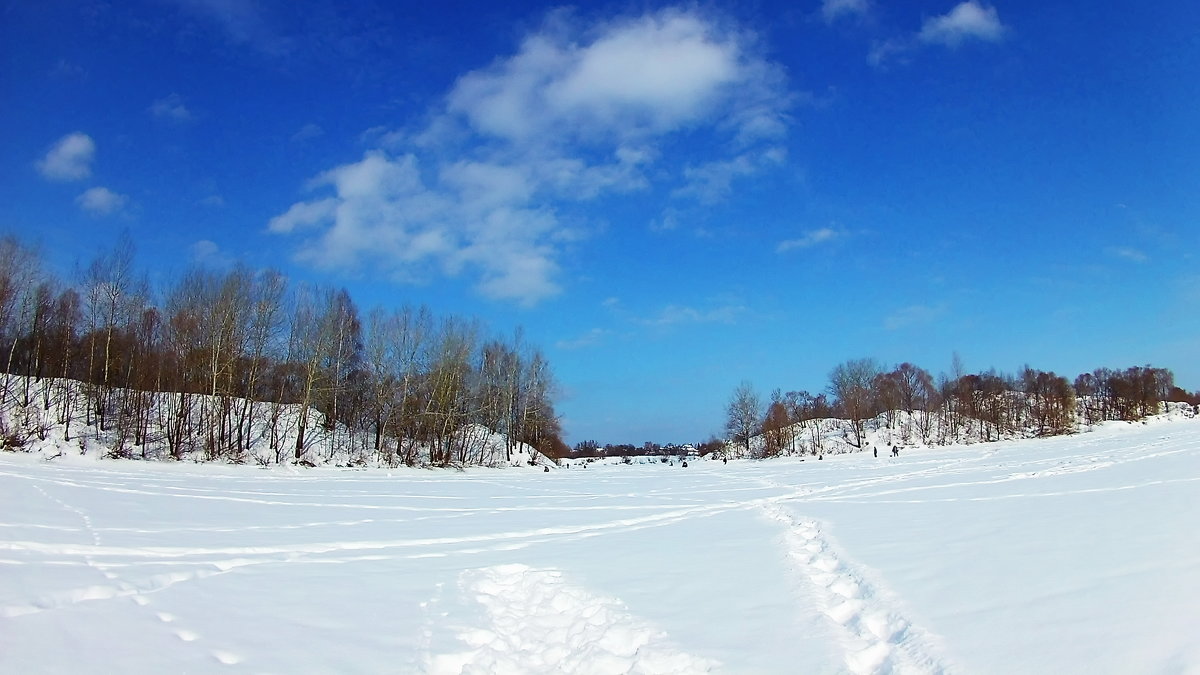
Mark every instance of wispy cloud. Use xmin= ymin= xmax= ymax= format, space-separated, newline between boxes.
xmin=869 ymin=1 xmax=1007 ymax=68
xmin=291 ymin=123 xmax=324 ymax=143
xmin=776 ymin=226 xmax=841 ymax=253
xmin=269 ymin=7 xmax=792 ymax=305
xmin=918 ymin=1 xmax=1006 ymax=47
xmin=52 ymin=59 xmax=86 ymax=78
xmin=555 ymin=328 xmax=610 ymax=350
xmin=640 ymin=301 xmax=748 ymax=327
xmin=166 ymin=0 xmax=294 ymax=56
xmin=649 ymin=208 xmax=681 ymax=232
xmin=150 ymin=93 xmax=193 ymax=123
xmin=821 ymin=0 xmax=870 ymax=24
xmin=36 ymin=132 xmax=95 ymax=181
xmin=1107 ymin=246 xmax=1148 ymax=263
xmin=673 ymin=147 xmax=785 ymax=204
xmin=1179 ymin=274 xmax=1200 ymax=306
xmin=868 ymin=38 xmax=914 ymax=68
xmin=884 ymin=303 xmax=946 ymax=330
xmin=76 ymin=187 xmax=128 ymax=216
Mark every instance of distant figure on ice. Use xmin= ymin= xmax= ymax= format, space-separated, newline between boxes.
xmin=873 ymin=446 xmax=877 ymax=458
xmin=892 ymin=445 xmax=899 ymax=457
xmin=818 ymin=454 xmax=823 ymax=461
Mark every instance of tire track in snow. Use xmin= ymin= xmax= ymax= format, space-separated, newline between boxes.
xmin=763 ymin=502 xmax=953 ymax=675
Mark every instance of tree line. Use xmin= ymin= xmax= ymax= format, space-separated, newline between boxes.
xmin=565 ymin=440 xmax=725 ymax=459
xmin=0 ymin=234 xmax=567 ymax=466
xmin=727 ymin=356 xmax=1197 ymax=459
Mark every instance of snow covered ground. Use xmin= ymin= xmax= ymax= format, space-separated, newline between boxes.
xmin=2 ymin=416 xmax=1198 ymax=674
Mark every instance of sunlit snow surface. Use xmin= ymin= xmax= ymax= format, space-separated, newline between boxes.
xmin=2 ymin=418 xmax=1198 ymax=674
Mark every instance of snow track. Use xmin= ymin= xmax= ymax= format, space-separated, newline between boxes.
xmin=428 ymin=564 xmax=715 ymax=674
xmin=8 ymin=482 xmax=247 ymax=667
xmin=763 ymin=501 xmax=953 ymax=674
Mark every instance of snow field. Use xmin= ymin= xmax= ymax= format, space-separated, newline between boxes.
xmin=1 ymin=415 xmax=1198 ymax=673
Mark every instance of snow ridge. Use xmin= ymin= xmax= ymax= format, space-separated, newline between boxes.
xmin=428 ymin=564 xmax=716 ymax=674
xmin=764 ymin=501 xmax=953 ymax=675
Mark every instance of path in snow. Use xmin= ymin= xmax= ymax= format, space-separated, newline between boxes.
xmin=426 ymin=564 xmax=716 ymax=674
xmin=762 ymin=500 xmax=952 ymax=675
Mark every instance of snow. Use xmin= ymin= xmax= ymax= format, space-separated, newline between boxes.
xmin=2 ymin=415 xmax=1199 ymax=673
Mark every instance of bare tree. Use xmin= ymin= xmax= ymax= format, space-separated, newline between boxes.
xmin=889 ymin=362 xmax=938 ymax=442
xmin=47 ymin=288 xmax=82 ymax=441
xmin=725 ymin=381 xmax=761 ymax=458
xmin=828 ymin=358 xmax=882 ymax=448
xmin=80 ymin=233 xmax=138 ymax=432
xmin=233 ymin=269 xmax=286 ymax=458
xmin=1020 ymin=366 xmax=1075 ymax=436
xmin=422 ymin=316 xmax=479 ymax=466
xmin=785 ymin=390 xmax=832 ymax=455
xmin=286 ymin=281 xmax=355 ymax=458
xmin=364 ymin=307 xmax=400 ymax=462
xmin=317 ymin=288 xmax=362 ymax=459
xmin=761 ymin=390 xmax=791 ymax=458
xmin=514 ymin=346 xmax=560 ymax=463
xmin=0 ymin=237 xmax=42 ymax=407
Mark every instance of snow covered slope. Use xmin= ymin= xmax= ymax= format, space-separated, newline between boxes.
xmin=2 ymin=416 xmax=1198 ymax=673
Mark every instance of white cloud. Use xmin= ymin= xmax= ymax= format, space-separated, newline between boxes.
xmin=150 ymin=94 xmax=192 ymax=123
xmin=190 ymin=239 xmax=234 ymax=267
xmin=776 ymin=227 xmax=841 ymax=252
xmin=267 ymin=197 xmax=339 ymax=233
xmin=269 ymin=7 xmax=793 ymax=305
xmin=446 ymin=10 xmax=776 ymax=147
xmin=918 ymin=2 xmax=1006 ymax=47
xmin=546 ymin=14 xmax=740 ymax=134
xmin=447 ymin=206 xmax=562 ymax=304
xmin=37 ymin=132 xmax=95 ymax=181
xmin=440 ymin=161 xmax=535 ymax=213
xmin=868 ymin=2 xmax=1007 ymax=67
xmin=76 ymin=187 xmax=128 ymax=216
xmin=822 ymin=0 xmax=870 ymax=23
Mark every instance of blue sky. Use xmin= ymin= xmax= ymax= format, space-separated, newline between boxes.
xmin=3 ymin=0 xmax=1197 ymax=445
